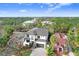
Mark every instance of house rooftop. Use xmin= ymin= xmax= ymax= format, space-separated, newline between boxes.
xmin=36 ymin=39 xmax=46 ymax=42
xmin=26 ymin=28 xmax=48 ymax=36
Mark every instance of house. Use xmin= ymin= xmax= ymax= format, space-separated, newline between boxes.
xmin=41 ymin=20 xmax=54 ymax=25
xmin=23 ymin=28 xmax=49 ymax=48
xmin=54 ymin=33 xmax=68 ymax=56
xmin=55 ymin=33 xmax=67 ymax=47
xmin=54 ymin=42 xmax=64 ymax=56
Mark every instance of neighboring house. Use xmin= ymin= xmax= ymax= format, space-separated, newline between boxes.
xmin=23 ymin=28 xmax=49 ymax=48
xmin=54 ymin=33 xmax=68 ymax=56
xmin=55 ymin=33 xmax=67 ymax=47
xmin=41 ymin=20 xmax=54 ymax=25
xmin=54 ymin=43 xmax=64 ymax=56
xmin=22 ymin=18 xmax=36 ymax=26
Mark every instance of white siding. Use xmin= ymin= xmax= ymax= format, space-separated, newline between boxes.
xmin=30 ymin=35 xmax=36 ymax=41
xmin=28 ymin=35 xmax=47 ymax=40
xmin=40 ymin=36 xmax=47 ymax=40
xmin=29 ymin=35 xmax=32 ymax=38
xmin=23 ymin=40 xmax=30 ymax=46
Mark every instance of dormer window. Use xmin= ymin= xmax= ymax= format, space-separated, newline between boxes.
xmin=27 ymin=34 xmax=29 ymax=37
xmin=24 ymin=38 xmax=30 ymax=42
xmin=37 ymin=36 xmax=40 ymax=38
xmin=24 ymin=38 xmax=27 ymax=41
xmin=26 ymin=40 xmax=30 ymax=42
xmin=35 ymin=39 xmax=38 ymax=41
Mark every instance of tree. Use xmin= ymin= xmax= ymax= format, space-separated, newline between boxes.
xmin=36 ymin=20 xmax=43 ymax=28
xmin=50 ymin=34 xmax=56 ymax=47
xmin=46 ymin=34 xmax=56 ymax=56
xmin=46 ymin=45 xmax=54 ymax=56
xmin=0 ymin=25 xmax=14 ymax=47
xmin=4 ymin=25 xmax=14 ymax=35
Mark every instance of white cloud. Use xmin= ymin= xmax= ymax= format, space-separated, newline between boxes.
xmin=18 ymin=3 xmax=33 ymax=6
xmin=18 ymin=3 xmax=22 ymax=5
xmin=47 ymin=3 xmax=56 ymax=7
xmin=46 ymin=3 xmax=72 ymax=13
xmin=40 ymin=5 xmax=43 ymax=8
xmin=19 ymin=9 xmax=28 ymax=13
xmin=49 ymin=4 xmax=54 ymax=7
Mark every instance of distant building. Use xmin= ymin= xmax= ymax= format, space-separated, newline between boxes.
xmin=41 ymin=20 xmax=54 ymax=25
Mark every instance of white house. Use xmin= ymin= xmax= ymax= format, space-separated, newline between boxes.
xmin=23 ymin=28 xmax=49 ymax=48
xmin=41 ymin=20 xmax=54 ymax=25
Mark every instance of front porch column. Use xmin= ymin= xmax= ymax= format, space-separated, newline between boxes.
xmin=44 ymin=43 xmax=46 ymax=48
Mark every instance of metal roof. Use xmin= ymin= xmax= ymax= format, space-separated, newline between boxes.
xmin=26 ymin=28 xmax=48 ymax=36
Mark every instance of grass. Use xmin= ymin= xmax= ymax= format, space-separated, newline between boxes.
xmin=73 ymin=47 xmax=79 ymax=56
xmin=15 ymin=47 xmax=32 ymax=56
xmin=0 ymin=47 xmax=5 ymax=53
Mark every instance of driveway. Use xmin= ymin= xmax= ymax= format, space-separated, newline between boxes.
xmin=30 ymin=48 xmax=46 ymax=56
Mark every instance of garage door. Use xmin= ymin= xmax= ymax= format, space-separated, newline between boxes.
xmin=36 ymin=44 xmax=44 ymax=48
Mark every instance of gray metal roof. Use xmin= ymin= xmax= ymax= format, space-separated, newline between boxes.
xmin=36 ymin=39 xmax=47 ymax=42
xmin=26 ymin=28 xmax=48 ymax=36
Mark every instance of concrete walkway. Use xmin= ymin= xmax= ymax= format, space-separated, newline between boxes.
xmin=30 ymin=48 xmax=46 ymax=56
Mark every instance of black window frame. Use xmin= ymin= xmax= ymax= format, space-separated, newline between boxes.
xmin=37 ymin=36 xmax=40 ymax=38
xmin=26 ymin=39 xmax=30 ymax=42
xmin=27 ymin=34 xmax=29 ymax=37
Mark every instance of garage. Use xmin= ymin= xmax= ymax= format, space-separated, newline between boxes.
xmin=35 ymin=39 xmax=47 ymax=48
xmin=36 ymin=43 xmax=44 ymax=48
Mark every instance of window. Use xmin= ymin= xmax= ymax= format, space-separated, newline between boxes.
xmin=24 ymin=38 xmax=27 ymax=41
xmin=35 ymin=39 xmax=38 ymax=41
xmin=38 ymin=36 xmax=40 ymax=38
xmin=59 ymin=47 xmax=63 ymax=52
xmin=26 ymin=40 xmax=30 ymax=42
xmin=24 ymin=38 xmax=30 ymax=42
xmin=27 ymin=34 xmax=29 ymax=37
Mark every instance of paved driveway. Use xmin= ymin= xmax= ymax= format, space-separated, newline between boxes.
xmin=30 ymin=48 xmax=46 ymax=56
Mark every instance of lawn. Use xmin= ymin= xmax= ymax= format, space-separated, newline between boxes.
xmin=15 ymin=47 xmax=32 ymax=56
xmin=0 ymin=47 xmax=5 ymax=53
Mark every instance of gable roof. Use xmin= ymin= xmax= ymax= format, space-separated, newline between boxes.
xmin=26 ymin=28 xmax=48 ymax=36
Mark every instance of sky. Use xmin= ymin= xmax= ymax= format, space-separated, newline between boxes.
xmin=0 ymin=3 xmax=79 ymax=17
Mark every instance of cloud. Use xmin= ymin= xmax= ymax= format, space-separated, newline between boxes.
xmin=18 ymin=3 xmax=23 ymax=5
xmin=46 ymin=3 xmax=72 ymax=13
xmin=48 ymin=4 xmax=54 ymax=7
xmin=19 ymin=9 xmax=28 ymax=13
xmin=47 ymin=3 xmax=57 ymax=7
xmin=18 ymin=3 xmax=33 ymax=6
xmin=40 ymin=5 xmax=43 ymax=8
